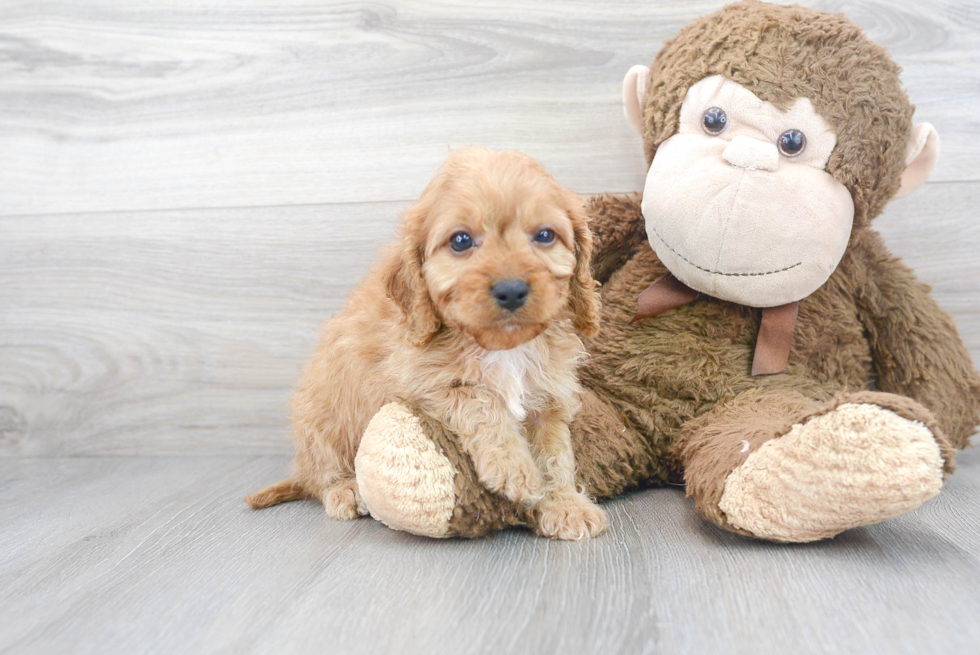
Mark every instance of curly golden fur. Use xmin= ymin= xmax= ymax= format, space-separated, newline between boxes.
xmin=246 ymin=147 xmax=608 ymax=539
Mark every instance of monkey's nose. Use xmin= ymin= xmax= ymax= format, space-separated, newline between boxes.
xmin=491 ymin=279 xmax=530 ymax=312
xmin=723 ymin=135 xmax=780 ymax=172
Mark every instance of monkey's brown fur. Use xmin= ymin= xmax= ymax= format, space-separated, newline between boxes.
xmin=361 ymin=2 xmax=980 ymax=540
xmin=641 ymin=1 xmax=912 ymax=226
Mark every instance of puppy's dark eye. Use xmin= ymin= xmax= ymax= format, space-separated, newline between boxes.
xmin=533 ymin=229 xmax=556 ymax=244
xmin=777 ymin=129 xmax=806 ymax=157
xmin=702 ymin=107 xmax=728 ymax=135
xmin=449 ymin=231 xmax=473 ymax=253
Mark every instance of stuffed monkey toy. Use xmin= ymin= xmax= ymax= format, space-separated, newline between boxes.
xmin=346 ymin=1 xmax=980 ymax=542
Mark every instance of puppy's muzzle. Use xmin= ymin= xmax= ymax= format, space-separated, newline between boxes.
xmin=491 ymin=279 xmax=530 ymax=312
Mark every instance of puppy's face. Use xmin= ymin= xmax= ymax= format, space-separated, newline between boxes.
xmin=386 ymin=149 xmax=599 ymax=350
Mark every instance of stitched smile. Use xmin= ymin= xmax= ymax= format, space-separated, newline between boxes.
xmin=650 ymin=225 xmax=802 ymax=277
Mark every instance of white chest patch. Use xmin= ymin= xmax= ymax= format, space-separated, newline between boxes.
xmin=481 ymin=343 xmax=546 ymax=422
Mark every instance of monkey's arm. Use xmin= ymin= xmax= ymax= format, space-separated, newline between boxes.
xmin=585 ymin=193 xmax=648 ymax=284
xmin=852 ymin=228 xmax=980 ymax=448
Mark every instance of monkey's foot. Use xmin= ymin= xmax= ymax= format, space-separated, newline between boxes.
xmin=355 ymin=403 xmax=457 ymax=538
xmin=718 ymin=402 xmax=946 ymax=542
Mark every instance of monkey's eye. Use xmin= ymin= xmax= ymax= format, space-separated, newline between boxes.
xmin=533 ymin=228 xmax=556 ymax=244
xmin=449 ymin=231 xmax=474 ymax=253
xmin=702 ymin=107 xmax=728 ymax=135
xmin=778 ymin=129 xmax=806 ymax=157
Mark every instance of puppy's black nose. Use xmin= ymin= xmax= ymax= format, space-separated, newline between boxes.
xmin=491 ymin=279 xmax=530 ymax=312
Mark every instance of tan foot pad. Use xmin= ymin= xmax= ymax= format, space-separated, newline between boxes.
xmin=719 ymin=403 xmax=945 ymax=542
xmin=355 ymin=403 xmax=456 ymax=538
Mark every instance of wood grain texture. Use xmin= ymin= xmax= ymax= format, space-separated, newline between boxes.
xmin=0 ymin=451 xmax=978 ymax=655
xmin=2 ymin=181 xmax=978 ymax=456
xmin=2 ymin=2 xmax=979 ymax=652
xmin=0 ymin=201 xmax=403 ymax=456
xmin=1 ymin=0 xmax=978 ymax=456
xmin=0 ymin=0 xmax=978 ymax=216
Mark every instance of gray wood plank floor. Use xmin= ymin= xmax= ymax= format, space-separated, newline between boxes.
xmin=1 ymin=450 xmax=979 ymax=655
xmin=2 ymin=0 xmax=980 ymax=653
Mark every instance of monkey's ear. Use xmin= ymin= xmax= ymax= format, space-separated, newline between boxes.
xmin=894 ymin=123 xmax=940 ymax=199
xmin=623 ymin=65 xmax=650 ymax=136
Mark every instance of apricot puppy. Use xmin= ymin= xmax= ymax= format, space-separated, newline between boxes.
xmin=246 ymin=147 xmax=608 ymax=540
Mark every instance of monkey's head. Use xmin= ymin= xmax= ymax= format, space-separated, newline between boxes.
xmin=624 ymin=1 xmax=939 ymax=307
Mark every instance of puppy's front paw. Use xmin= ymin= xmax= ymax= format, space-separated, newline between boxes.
xmin=475 ymin=450 xmax=543 ymax=505
xmin=535 ymin=492 xmax=609 ymax=540
xmin=321 ymin=477 xmax=368 ymax=521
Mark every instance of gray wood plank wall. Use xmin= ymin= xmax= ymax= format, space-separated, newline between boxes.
xmin=2 ymin=0 xmax=979 ymax=458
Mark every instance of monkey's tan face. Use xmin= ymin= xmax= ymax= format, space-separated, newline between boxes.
xmin=642 ymin=76 xmax=854 ymax=307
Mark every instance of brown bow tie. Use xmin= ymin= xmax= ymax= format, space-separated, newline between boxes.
xmin=631 ymin=274 xmax=800 ymax=376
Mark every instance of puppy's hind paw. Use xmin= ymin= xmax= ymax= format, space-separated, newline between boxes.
xmin=535 ymin=492 xmax=609 ymax=540
xmin=321 ymin=478 xmax=368 ymax=521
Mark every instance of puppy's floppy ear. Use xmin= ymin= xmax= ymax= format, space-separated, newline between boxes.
xmin=565 ymin=194 xmax=601 ymax=338
xmin=382 ymin=204 xmax=442 ymax=346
